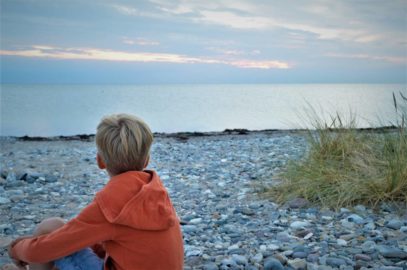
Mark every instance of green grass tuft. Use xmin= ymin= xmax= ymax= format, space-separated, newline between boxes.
xmin=264 ymin=92 xmax=407 ymax=209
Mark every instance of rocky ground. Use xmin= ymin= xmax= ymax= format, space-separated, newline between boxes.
xmin=0 ymin=131 xmax=406 ymax=270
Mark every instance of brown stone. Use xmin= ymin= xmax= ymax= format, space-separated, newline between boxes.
xmin=355 ymin=254 xmax=372 ymax=261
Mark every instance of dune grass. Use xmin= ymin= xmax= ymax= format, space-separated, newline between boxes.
xmin=264 ymin=92 xmax=407 ymax=209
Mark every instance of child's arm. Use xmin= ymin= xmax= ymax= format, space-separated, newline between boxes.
xmin=8 ymin=236 xmax=31 ymax=267
xmin=10 ymin=200 xmax=115 ymax=264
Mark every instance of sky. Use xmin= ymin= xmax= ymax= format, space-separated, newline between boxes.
xmin=0 ymin=0 xmax=406 ymax=84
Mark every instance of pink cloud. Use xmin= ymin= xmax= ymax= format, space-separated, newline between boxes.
xmin=0 ymin=45 xmax=291 ymax=70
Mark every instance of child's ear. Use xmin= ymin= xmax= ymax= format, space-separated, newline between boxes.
xmin=96 ymin=153 xmax=106 ymax=169
xmin=143 ymin=155 xmax=150 ymax=169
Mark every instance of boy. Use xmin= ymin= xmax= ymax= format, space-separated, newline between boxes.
xmin=8 ymin=114 xmax=184 ymax=270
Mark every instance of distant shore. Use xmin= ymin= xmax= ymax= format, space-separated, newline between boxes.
xmin=0 ymin=125 xmax=399 ymax=142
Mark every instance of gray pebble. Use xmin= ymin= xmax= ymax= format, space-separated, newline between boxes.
xmin=364 ymin=222 xmax=376 ymax=231
xmin=354 ymin=205 xmax=367 ymax=212
xmin=346 ymin=214 xmax=364 ymax=224
xmin=232 ymin=254 xmax=248 ymax=265
xmin=386 ymin=220 xmax=403 ymax=230
xmin=0 ymin=197 xmax=11 ymax=204
xmin=292 ymin=251 xmax=307 ymax=259
xmin=264 ymin=258 xmax=284 ymax=270
xmin=287 ymin=258 xmax=307 ymax=270
xmin=287 ymin=198 xmax=309 ymax=209
xmin=221 ymin=258 xmax=238 ymax=269
xmin=326 ymin=257 xmax=347 ymax=267
xmin=203 ymin=262 xmax=219 ymax=270
xmin=376 ymin=245 xmax=407 ymax=259
xmin=251 ymin=253 xmax=263 ymax=263
xmin=276 ymin=232 xmax=291 ymax=242
xmin=6 ymin=172 xmax=16 ymax=182
xmin=361 ymin=240 xmax=376 ymax=253
xmin=290 ymin=221 xmax=311 ymax=229
xmin=306 ymin=253 xmax=319 ymax=263
xmin=45 ymin=175 xmax=58 ymax=183
xmin=182 ymin=225 xmax=198 ymax=233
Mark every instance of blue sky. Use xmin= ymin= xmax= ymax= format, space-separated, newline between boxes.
xmin=1 ymin=0 xmax=406 ymax=84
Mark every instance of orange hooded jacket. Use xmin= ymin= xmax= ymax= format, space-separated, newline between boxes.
xmin=11 ymin=170 xmax=184 ymax=270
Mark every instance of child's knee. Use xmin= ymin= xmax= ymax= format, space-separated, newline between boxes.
xmin=34 ymin=217 xmax=65 ymax=236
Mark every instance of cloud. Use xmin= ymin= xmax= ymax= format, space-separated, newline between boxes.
xmin=325 ymin=53 xmax=406 ymax=64
xmin=111 ymin=4 xmax=139 ymax=16
xmin=111 ymin=4 xmax=162 ymax=18
xmin=0 ymin=45 xmax=290 ymax=69
xmin=207 ymin=47 xmax=261 ymax=56
xmin=144 ymin=0 xmax=398 ymax=44
xmin=196 ymin=10 xmax=271 ymax=30
xmin=194 ymin=10 xmax=382 ymax=43
xmin=106 ymin=1 xmax=403 ymax=48
xmin=122 ymin=37 xmax=160 ymax=46
xmin=281 ymin=23 xmax=382 ymax=43
xmin=156 ymin=5 xmax=194 ymax=15
xmin=230 ymin=60 xmax=289 ymax=69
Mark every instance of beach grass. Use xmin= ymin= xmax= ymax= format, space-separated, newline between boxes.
xmin=264 ymin=92 xmax=407 ymax=209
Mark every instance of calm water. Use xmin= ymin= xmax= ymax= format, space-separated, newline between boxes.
xmin=0 ymin=84 xmax=405 ymax=136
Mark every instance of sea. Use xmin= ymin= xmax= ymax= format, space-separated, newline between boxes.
xmin=0 ymin=84 xmax=405 ymax=137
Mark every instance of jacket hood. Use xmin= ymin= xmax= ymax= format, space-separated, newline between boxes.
xmin=95 ymin=170 xmax=176 ymax=231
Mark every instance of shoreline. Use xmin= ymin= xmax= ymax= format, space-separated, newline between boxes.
xmin=1 ymin=129 xmax=406 ymax=269
xmin=0 ymin=125 xmax=399 ymax=142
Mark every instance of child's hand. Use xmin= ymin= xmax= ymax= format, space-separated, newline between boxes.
xmin=7 ymin=236 xmax=31 ymax=268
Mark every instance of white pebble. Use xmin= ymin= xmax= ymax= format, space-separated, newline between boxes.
xmin=228 ymin=244 xmax=239 ymax=250
xmin=189 ymin=218 xmax=202 ymax=224
xmin=290 ymin=221 xmax=311 ymax=229
xmin=251 ymin=253 xmax=263 ymax=263
xmin=337 ymin=239 xmax=347 ymax=246
xmin=268 ymin=244 xmax=280 ymax=250
xmin=304 ymin=232 xmax=313 ymax=240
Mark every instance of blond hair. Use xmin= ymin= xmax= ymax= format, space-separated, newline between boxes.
xmin=96 ymin=114 xmax=153 ymax=175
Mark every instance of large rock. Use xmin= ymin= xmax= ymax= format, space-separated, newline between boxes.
xmin=386 ymin=219 xmax=403 ymax=230
xmin=376 ymin=245 xmax=407 ymax=259
xmin=264 ymin=258 xmax=284 ymax=270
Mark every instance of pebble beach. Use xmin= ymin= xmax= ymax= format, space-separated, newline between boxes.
xmin=0 ymin=130 xmax=406 ymax=270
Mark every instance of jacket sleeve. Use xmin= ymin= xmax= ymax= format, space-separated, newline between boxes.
xmin=11 ymin=200 xmax=115 ymax=263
